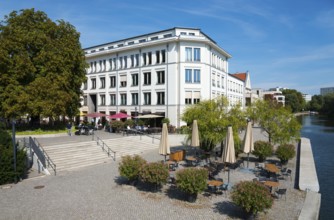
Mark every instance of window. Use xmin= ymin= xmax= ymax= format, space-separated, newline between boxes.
xmin=131 ymin=55 xmax=134 ymax=67
xmin=99 ymin=60 xmax=102 ymax=72
xmin=148 ymin=52 xmax=152 ymax=65
xmin=193 ymin=91 xmax=201 ymax=104
xmin=83 ymin=81 xmax=87 ymax=90
xmin=120 ymin=75 xmax=127 ymax=87
xmin=110 ymin=76 xmax=116 ymax=88
xmin=131 ymin=93 xmax=138 ymax=105
xmin=119 ymin=56 xmax=123 ymax=69
xmin=91 ymin=78 xmax=96 ymax=89
xmin=109 ymin=59 xmax=112 ymax=70
xmin=217 ymin=79 xmax=221 ymax=88
xmin=185 ymin=47 xmax=192 ymax=61
xmin=143 ymin=92 xmax=151 ymax=105
xmin=185 ymin=91 xmax=192 ymax=105
xmin=143 ymin=72 xmax=151 ymax=85
xmin=156 ymin=51 xmax=160 ymax=64
xmin=139 ymin=39 xmax=146 ymax=43
xmin=110 ymin=94 xmax=116 ymax=106
xmin=180 ymin=32 xmax=187 ymax=35
xmin=161 ymin=50 xmax=166 ymax=63
xmin=185 ymin=98 xmax=192 ymax=104
xmin=151 ymin=36 xmax=158 ymax=41
xmin=113 ymin=58 xmax=117 ymax=70
xmin=120 ymin=94 xmax=127 ymax=105
xmin=135 ymin=54 xmax=139 ymax=67
xmin=163 ymin=34 xmax=172 ymax=38
xmin=185 ymin=69 xmax=192 ymax=83
xmin=124 ymin=56 xmax=127 ymax=69
xmin=83 ymin=95 xmax=87 ymax=106
xmin=194 ymin=48 xmax=201 ymax=61
xmin=143 ymin=53 xmax=147 ymax=65
xmin=118 ymin=44 xmax=124 ymax=47
xmin=157 ymin=71 xmax=165 ymax=84
xmin=212 ymin=79 xmax=216 ymax=87
xmin=189 ymin=32 xmax=195 ymax=36
xmin=108 ymin=46 xmax=114 ymax=49
xmin=100 ymin=77 xmax=105 ymax=89
xmin=157 ymin=92 xmax=165 ymax=105
xmin=128 ymin=41 xmax=134 ymax=45
xmin=194 ymin=69 xmax=201 ymax=83
xmin=132 ymin=74 xmax=138 ymax=86
xmin=100 ymin=94 xmax=105 ymax=106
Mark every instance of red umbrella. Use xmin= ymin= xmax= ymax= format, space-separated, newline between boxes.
xmin=108 ymin=112 xmax=131 ymax=119
xmin=86 ymin=112 xmax=108 ymax=117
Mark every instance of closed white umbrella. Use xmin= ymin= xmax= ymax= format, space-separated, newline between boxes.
xmin=243 ymin=121 xmax=254 ymax=168
xmin=159 ymin=123 xmax=170 ymax=161
xmin=222 ymin=126 xmax=236 ymax=183
xmin=191 ymin=120 xmax=200 ymax=147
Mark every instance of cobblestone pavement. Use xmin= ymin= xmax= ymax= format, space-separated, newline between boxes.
xmin=0 ymin=128 xmax=305 ymax=220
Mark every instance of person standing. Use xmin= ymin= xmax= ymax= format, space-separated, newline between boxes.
xmin=66 ymin=122 xmax=72 ymax=136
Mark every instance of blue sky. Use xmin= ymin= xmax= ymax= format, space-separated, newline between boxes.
xmin=1 ymin=0 xmax=333 ymax=95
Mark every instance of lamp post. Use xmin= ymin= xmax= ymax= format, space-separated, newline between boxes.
xmin=12 ymin=118 xmax=17 ymax=183
xmin=135 ymin=106 xmax=138 ymax=127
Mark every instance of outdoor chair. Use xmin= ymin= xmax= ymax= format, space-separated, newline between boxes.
xmin=275 ymin=188 xmax=287 ymax=200
xmin=207 ymin=185 xmax=217 ymax=196
xmin=283 ymin=169 xmax=292 ymax=181
xmin=218 ymin=183 xmax=229 ymax=196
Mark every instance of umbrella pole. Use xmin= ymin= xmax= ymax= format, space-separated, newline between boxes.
xmin=228 ymin=168 xmax=230 ymax=183
xmin=247 ymin=153 xmax=250 ymax=168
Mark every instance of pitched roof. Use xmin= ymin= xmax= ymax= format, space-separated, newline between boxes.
xmin=231 ymin=73 xmax=247 ymax=81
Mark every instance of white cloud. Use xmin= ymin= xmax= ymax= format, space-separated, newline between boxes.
xmin=315 ymin=9 xmax=334 ymax=28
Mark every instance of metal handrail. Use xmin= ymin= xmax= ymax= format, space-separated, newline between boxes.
xmin=29 ymin=137 xmax=57 ymax=175
xmin=95 ymin=135 xmax=116 ymax=161
xmin=122 ymin=129 xmax=161 ymax=143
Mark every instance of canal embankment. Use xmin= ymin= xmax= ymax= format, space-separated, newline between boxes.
xmin=298 ymin=137 xmax=321 ymax=220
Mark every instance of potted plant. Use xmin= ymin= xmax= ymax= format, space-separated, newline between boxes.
xmin=118 ymin=155 xmax=147 ymax=185
xmin=253 ymin=141 xmax=273 ymax=162
xmin=231 ymin=181 xmax=273 ymax=218
xmin=276 ymin=143 xmax=296 ymax=164
xmin=175 ymin=167 xmax=208 ymax=202
xmin=139 ymin=162 xmax=169 ymax=191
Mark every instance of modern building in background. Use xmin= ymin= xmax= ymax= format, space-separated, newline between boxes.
xmin=302 ymin=94 xmax=312 ymax=102
xmin=320 ymin=87 xmax=334 ymax=96
xmin=251 ymin=87 xmax=285 ymax=106
xmin=80 ymin=27 xmax=249 ymax=127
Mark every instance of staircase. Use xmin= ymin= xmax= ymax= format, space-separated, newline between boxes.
xmin=41 ymin=135 xmax=159 ymax=173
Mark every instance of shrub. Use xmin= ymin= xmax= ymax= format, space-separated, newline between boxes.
xmin=175 ymin=167 xmax=208 ymax=201
xmin=124 ymin=119 xmax=135 ymax=128
xmin=0 ymin=124 xmax=27 ymax=184
xmin=276 ymin=143 xmax=296 ymax=163
xmin=110 ymin=120 xmax=124 ymax=132
xmin=118 ymin=155 xmax=146 ymax=184
xmin=253 ymin=141 xmax=273 ymax=162
xmin=139 ymin=162 xmax=169 ymax=188
xmin=231 ymin=181 xmax=273 ymax=216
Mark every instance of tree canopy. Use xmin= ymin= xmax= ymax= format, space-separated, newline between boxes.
xmin=249 ymin=100 xmax=301 ymax=144
xmin=182 ymin=96 xmax=246 ymax=152
xmin=282 ymin=89 xmax=305 ymax=113
xmin=0 ymin=9 xmax=87 ymax=121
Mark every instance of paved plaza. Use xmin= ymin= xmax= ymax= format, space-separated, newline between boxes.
xmin=0 ymin=128 xmax=305 ymax=220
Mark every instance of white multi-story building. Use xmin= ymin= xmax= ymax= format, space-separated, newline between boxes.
xmin=80 ymin=27 xmax=246 ymax=127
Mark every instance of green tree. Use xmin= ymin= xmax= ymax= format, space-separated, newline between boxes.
xmin=282 ymin=89 xmax=305 ymax=113
xmin=306 ymin=95 xmax=323 ymax=112
xmin=321 ymin=93 xmax=334 ymax=117
xmin=0 ymin=9 xmax=87 ymax=123
xmin=250 ymin=100 xmax=301 ymax=144
xmin=182 ymin=96 xmax=229 ymax=151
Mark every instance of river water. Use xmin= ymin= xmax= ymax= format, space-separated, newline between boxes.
xmin=300 ymin=115 xmax=334 ymax=219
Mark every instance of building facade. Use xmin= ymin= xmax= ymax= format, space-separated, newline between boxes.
xmin=320 ymin=87 xmax=334 ymax=96
xmin=80 ymin=27 xmax=246 ymax=127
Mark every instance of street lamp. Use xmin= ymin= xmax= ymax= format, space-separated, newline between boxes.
xmin=135 ymin=106 xmax=138 ymax=127
xmin=12 ymin=118 xmax=17 ymax=183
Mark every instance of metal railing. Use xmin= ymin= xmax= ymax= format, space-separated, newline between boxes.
xmin=121 ymin=129 xmax=161 ymax=143
xmin=29 ymin=137 xmax=57 ymax=175
xmin=94 ymin=135 xmax=116 ymax=161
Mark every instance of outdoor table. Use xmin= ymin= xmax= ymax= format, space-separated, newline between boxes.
xmin=207 ymin=180 xmax=224 ymax=187
xmin=264 ymin=181 xmax=279 ymax=193
xmin=186 ymin=156 xmax=197 ymax=161
xmin=265 ymin=163 xmax=280 ymax=173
